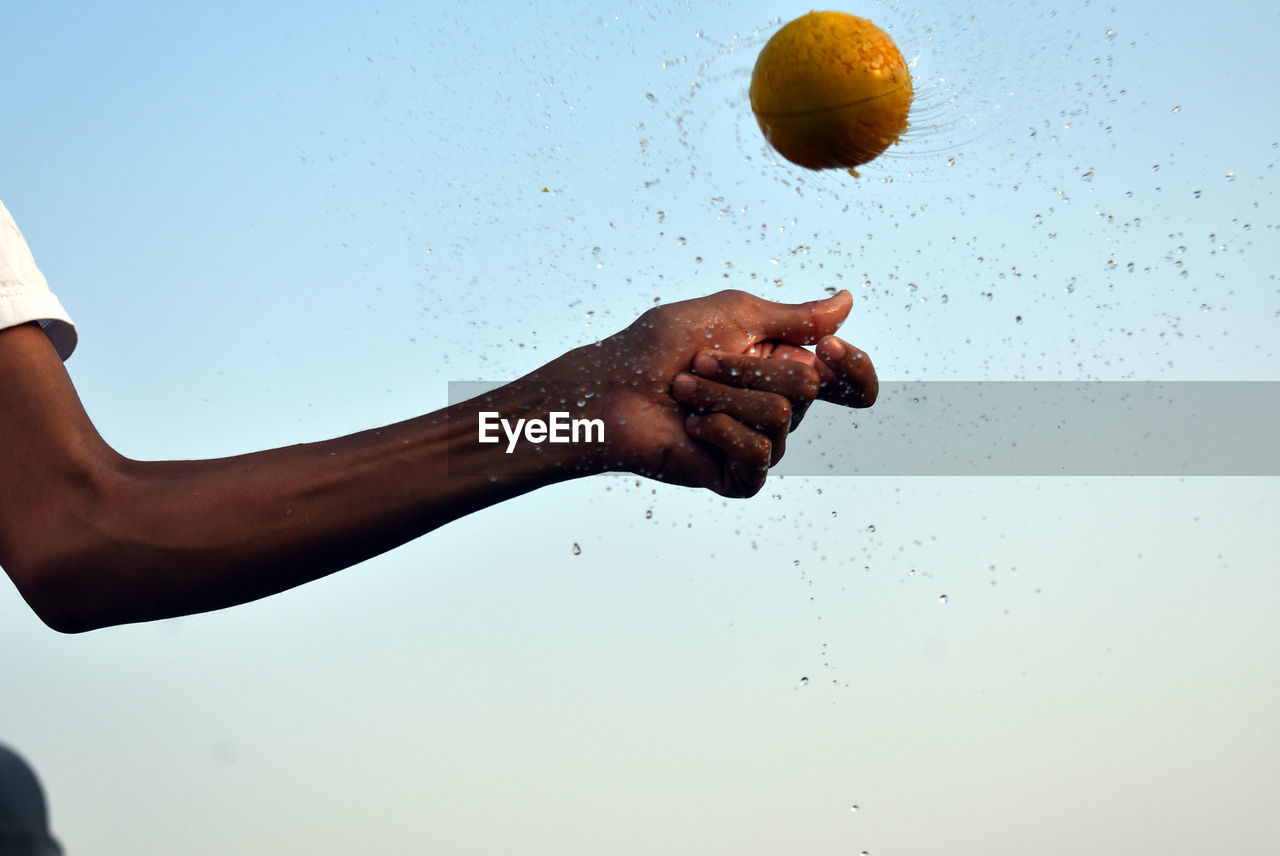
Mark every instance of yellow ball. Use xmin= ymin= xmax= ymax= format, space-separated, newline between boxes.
xmin=749 ymin=11 xmax=913 ymax=172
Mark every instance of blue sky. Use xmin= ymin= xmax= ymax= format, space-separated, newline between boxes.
xmin=2 ymin=1 xmax=1277 ymax=854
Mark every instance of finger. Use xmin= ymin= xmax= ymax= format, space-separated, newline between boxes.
xmin=684 ymin=413 xmax=771 ymax=498
xmin=755 ymin=343 xmax=819 ymax=428
xmin=741 ymin=336 xmax=877 ymax=408
xmin=671 ymin=373 xmax=792 ymax=464
xmin=690 ymin=351 xmax=821 ymax=402
xmin=814 ymin=336 xmax=879 ymax=408
xmin=690 ymin=350 xmax=819 ymax=434
xmin=753 ymin=341 xmax=813 ymax=364
xmin=744 ymin=342 xmax=823 ymax=429
xmin=735 ymin=289 xmax=854 ymax=345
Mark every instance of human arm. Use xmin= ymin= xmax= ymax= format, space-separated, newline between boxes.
xmin=0 ymin=289 xmax=870 ymax=633
xmin=0 ymin=320 xmax=591 ymax=631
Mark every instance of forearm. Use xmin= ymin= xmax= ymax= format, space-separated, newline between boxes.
xmin=22 ymin=380 xmax=601 ymax=632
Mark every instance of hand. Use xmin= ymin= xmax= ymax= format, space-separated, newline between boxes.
xmin=670 ymin=331 xmax=877 ymax=461
xmin=520 ymin=289 xmax=858 ymax=497
xmin=663 ymin=309 xmax=877 ymax=492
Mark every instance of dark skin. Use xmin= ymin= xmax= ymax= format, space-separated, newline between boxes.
xmin=0 ymin=289 xmax=875 ymax=633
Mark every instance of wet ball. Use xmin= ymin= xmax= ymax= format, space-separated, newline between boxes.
xmin=749 ymin=11 xmax=913 ymax=173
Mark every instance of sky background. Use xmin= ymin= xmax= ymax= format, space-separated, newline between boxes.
xmin=2 ymin=1 xmax=1278 ymax=854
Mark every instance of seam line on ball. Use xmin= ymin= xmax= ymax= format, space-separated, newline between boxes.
xmin=752 ymin=82 xmax=911 ymax=118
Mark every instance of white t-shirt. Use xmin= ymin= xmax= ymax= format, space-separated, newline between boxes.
xmin=0 ymin=199 xmax=77 ymax=361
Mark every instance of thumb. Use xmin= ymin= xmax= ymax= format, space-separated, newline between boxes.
xmin=750 ymin=289 xmax=853 ymax=345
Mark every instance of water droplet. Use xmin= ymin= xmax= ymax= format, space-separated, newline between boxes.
xmin=908 ymin=568 xmax=916 ymax=576
xmin=645 ymin=509 xmax=653 ymax=520
xmin=850 ymin=804 xmax=860 ymax=813
xmin=572 ymin=542 xmax=582 ymax=556
xmin=1081 ymin=170 xmax=1094 ymax=182
xmin=1106 ymin=28 xmax=1116 ymax=39
xmin=645 ymin=92 xmax=657 ymax=103
xmin=1015 ymin=315 xmax=1023 ymax=324
xmin=1225 ymin=171 xmax=1236 ymax=181
xmin=866 ymin=524 xmax=877 ymax=533
xmin=800 ymin=677 xmax=810 ymax=686
xmin=939 ymin=293 xmax=949 ymax=304
xmin=938 ymin=594 xmax=949 ymax=604
xmin=1126 ymin=262 xmax=1135 ymax=273
xmin=1106 ymin=258 xmax=1118 ymax=270
xmin=1170 ymin=105 xmax=1181 ymax=113
xmin=946 ymin=156 xmax=956 ymax=167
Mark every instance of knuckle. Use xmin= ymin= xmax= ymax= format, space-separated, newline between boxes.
xmin=769 ymin=398 xmax=792 ymax=431
xmin=636 ymin=305 xmax=668 ymax=328
xmin=725 ymin=463 xmax=769 ymax=499
xmin=714 ymin=288 xmax=755 ymax=312
xmin=789 ymin=400 xmax=811 ymax=430
xmin=704 ymin=411 xmax=733 ymax=432
xmin=797 ymin=367 xmax=821 ymax=399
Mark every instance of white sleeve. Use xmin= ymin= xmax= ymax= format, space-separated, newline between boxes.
xmin=0 ymin=198 xmax=78 ymax=361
